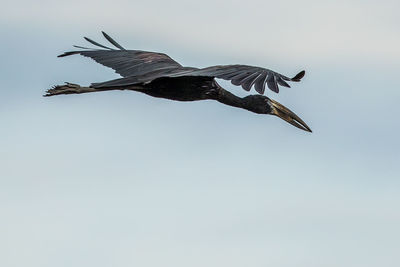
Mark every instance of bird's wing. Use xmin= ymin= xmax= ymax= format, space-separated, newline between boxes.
xmin=166 ymin=65 xmax=305 ymax=94
xmin=90 ymin=67 xmax=197 ymax=88
xmin=58 ymin=32 xmax=183 ymax=78
xmin=91 ymin=64 xmax=304 ymax=94
xmin=59 ymin=32 xmax=304 ymax=94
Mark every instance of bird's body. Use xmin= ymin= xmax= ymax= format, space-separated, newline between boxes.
xmin=142 ymin=76 xmax=218 ymax=102
xmin=46 ymin=32 xmax=311 ymax=132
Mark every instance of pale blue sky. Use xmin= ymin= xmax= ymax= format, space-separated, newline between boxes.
xmin=1 ymin=1 xmax=399 ymax=267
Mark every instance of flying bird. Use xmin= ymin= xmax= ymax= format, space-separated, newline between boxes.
xmin=45 ymin=32 xmax=311 ymax=132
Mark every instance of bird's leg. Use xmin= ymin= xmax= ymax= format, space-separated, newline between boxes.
xmin=44 ymin=83 xmax=144 ymax=97
xmin=44 ymin=83 xmax=98 ymax=96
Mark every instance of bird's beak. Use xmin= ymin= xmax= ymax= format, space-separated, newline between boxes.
xmin=269 ymin=99 xmax=312 ymax=132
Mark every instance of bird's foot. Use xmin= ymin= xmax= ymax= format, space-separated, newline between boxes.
xmin=44 ymin=83 xmax=91 ymax=96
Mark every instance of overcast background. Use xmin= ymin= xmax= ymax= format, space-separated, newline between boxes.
xmin=1 ymin=0 xmax=399 ymax=267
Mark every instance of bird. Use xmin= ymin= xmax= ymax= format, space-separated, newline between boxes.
xmin=45 ymin=32 xmax=311 ymax=132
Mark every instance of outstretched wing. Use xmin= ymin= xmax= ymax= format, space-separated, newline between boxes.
xmin=166 ymin=65 xmax=305 ymax=94
xmin=58 ymin=31 xmax=183 ymax=78
xmin=59 ymin=32 xmax=305 ymax=94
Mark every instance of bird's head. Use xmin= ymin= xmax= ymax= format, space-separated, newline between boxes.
xmin=243 ymin=95 xmax=312 ymax=132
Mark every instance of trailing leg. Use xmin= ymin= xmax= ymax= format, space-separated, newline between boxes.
xmin=44 ymin=82 xmax=144 ymax=97
xmin=44 ymin=83 xmax=101 ymax=96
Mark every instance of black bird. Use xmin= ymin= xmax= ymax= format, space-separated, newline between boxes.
xmin=45 ymin=32 xmax=311 ymax=132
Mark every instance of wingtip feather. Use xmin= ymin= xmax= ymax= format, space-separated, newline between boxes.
xmin=291 ymin=70 xmax=305 ymax=82
xmin=101 ymin=31 xmax=125 ymax=50
xmin=84 ymin=36 xmax=113 ymax=50
xmin=58 ymin=51 xmax=77 ymax=57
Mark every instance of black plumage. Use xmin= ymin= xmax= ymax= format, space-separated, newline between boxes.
xmin=47 ymin=32 xmax=311 ymax=132
xmin=58 ymin=32 xmax=304 ymax=94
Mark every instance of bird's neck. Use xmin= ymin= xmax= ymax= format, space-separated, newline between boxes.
xmin=215 ymin=87 xmax=248 ymax=110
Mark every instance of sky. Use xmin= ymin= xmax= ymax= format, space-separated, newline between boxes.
xmin=1 ymin=0 xmax=399 ymax=267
